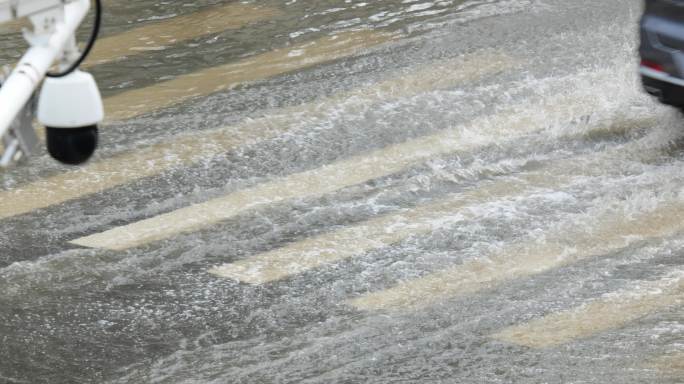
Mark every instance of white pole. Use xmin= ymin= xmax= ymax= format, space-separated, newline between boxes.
xmin=0 ymin=0 xmax=89 ymax=139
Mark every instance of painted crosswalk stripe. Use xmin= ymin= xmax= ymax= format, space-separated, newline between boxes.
xmin=0 ymin=51 xmax=515 ymax=220
xmin=0 ymin=19 xmax=25 ymax=33
xmin=209 ymin=115 xmax=658 ymax=283
xmin=348 ymin=200 xmax=684 ymax=311
xmin=86 ymin=4 xmax=281 ymax=66
xmin=649 ymin=352 xmax=684 ymax=377
xmin=1 ymin=4 xmax=278 ymax=65
xmin=103 ymin=30 xmax=396 ymax=121
xmin=70 ymin=82 xmax=620 ymax=251
xmin=208 ymin=172 xmax=577 ymax=283
xmin=491 ymin=273 xmax=684 ymax=348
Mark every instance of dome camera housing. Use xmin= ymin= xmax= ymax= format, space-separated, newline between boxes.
xmin=46 ymin=125 xmax=98 ymax=165
xmin=38 ymin=70 xmax=103 ymax=165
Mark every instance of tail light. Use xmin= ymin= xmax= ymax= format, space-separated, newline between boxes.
xmin=641 ymin=59 xmax=666 ymax=72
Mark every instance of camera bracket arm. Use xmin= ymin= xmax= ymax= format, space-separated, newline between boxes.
xmin=0 ymin=66 xmax=38 ymax=167
xmin=0 ymin=0 xmax=90 ymax=166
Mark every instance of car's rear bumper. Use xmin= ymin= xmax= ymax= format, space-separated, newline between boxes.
xmin=641 ymin=66 xmax=684 ymax=106
xmin=641 ymin=65 xmax=684 ymax=88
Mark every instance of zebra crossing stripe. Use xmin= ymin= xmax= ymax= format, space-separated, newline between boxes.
xmin=86 ymin=3 xmax=281 ymax=66
xmin=492 ymin=273 xmax=684 ymax=348
xmin=649 ymin=352 xmax=684 ymax=377
xmin=70 ymin=81 xmax=621 ymax=251
xmin=4 ymin=32 xmax=513 ymax=220
xmin=347 ymin=202 xmax=684 ymax=312
xmin=209 ymin=114 xmax=658 ymax=284
xmin=208 ymin=172 xmax=577 ymax=283
xmin=103 ymin=30 xmax=396 ymax=121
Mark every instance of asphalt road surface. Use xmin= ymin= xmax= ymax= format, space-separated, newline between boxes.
xmin=0 ymin=0 xmax=682 ymax=382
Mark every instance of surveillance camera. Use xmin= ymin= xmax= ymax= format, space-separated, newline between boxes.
xmin=38 ymin=70 xmax=104 ymax=165
xmin=45 ymin=125 xmax=98 ymax=165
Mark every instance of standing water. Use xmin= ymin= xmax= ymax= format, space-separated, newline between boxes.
xmin=0 ymin=0 xmax=682 ymax=383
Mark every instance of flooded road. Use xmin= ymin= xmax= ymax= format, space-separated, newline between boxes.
xmin=0 ymin=0 xmax=683 ymax=382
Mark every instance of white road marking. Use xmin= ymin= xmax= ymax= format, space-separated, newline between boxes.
xmin=0 ymin=19 xmax=26 ymax=33
xmin=347 ymin=200 xmax=684 ymax=311
xmin=208 ymin=164 xmax=586 ymax=283
xmin=86 ymin=4 xmax=281 ymax=66
xmin=5 ymin=31 xmax=510 ymax=219
xmin=210 ymin=110 xmax=658 ymax=284
xmin=491 ymin=273 xmax=684 ymax=348
xmin=649 ymin=352 xmax=684 ymax=377
xmin=103 ymin=30 xmax=396 ymax=120
xmin=70 ymin=81 xmax=625 ymax=251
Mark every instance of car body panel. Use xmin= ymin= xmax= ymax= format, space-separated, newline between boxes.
xmin=640 ymin=0 xmax=684 ymax=106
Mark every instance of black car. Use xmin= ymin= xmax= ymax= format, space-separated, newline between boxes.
xmin=640 ymin=0 xmax=684 ymax=107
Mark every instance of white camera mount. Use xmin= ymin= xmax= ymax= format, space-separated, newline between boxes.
xmin=0 ymin=0 xmax=103 ymax=167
